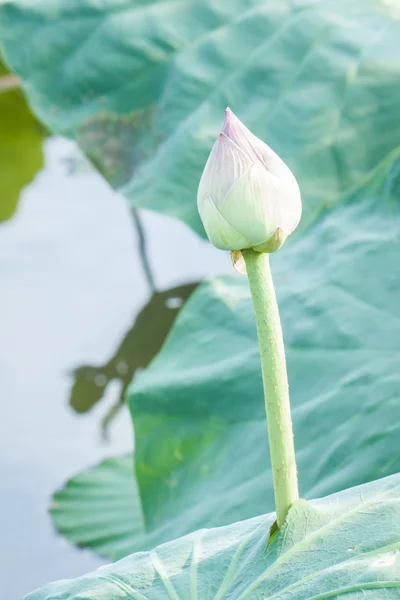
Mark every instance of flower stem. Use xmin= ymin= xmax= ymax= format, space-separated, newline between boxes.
xmin=242 ymin=249 xmax=299 ymax=527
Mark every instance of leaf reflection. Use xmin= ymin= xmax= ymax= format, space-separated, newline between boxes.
xmin=69 ymin=281 xmax=198 ymax=436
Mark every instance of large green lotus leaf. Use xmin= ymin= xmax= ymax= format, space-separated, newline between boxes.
xmin=51 ymin=149 xmax=400 ymax=559
xmin=0 ymin=1 xmax=399 ymax=233
xmin=0 ymin=57 xmax=45 ymax=221
xmin=26 ymin=475 xmax=400 ymax=599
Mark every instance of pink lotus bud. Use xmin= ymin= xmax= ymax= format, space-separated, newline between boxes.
xmin=197 ymin=109 xmax=301 ymax=257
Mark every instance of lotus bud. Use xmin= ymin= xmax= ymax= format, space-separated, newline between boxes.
xmin=197 ymin=108 xmax=301 ymax=273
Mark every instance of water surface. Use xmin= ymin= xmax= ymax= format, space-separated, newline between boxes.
xmin=0 ymin=135 xmax=230 ymax=599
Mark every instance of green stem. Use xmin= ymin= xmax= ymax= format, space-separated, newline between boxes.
xmin=242 ymin=249 xmax=299 ymax=527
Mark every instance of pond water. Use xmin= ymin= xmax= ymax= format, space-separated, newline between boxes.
xmin=0 ymin=129 xmax=232 ymax=598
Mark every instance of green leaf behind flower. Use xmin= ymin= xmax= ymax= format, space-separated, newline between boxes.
xmin=0 ymin=0 xmax=399 ymax=231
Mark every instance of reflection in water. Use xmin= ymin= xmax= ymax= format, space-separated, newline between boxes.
xmin=131 ymin=208 xmax=156 ymax=293
xmin=0 ymin=57 xmax=46 ymax=221
xmin=69 ymin=202 xmax=199 ymax=435
xmin=70 ymin=281 xmax=198 ymax=435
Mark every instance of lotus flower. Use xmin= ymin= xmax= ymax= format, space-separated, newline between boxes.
xmin=197 ymin=108 xmax=301 ymax=257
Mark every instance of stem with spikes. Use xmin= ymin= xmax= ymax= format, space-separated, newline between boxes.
xmin=242 ymin=249 xmax=299 ymax=527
